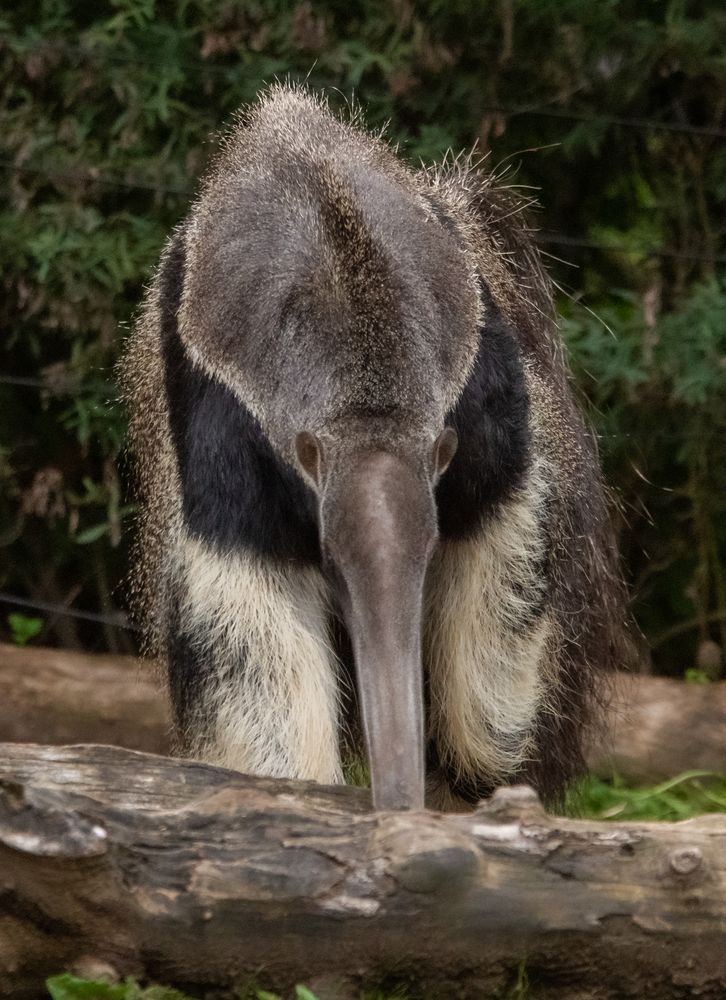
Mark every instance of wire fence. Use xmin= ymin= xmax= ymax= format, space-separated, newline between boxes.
xmin=1 ymin=592 xmax=135 ymax=631
xmin=6 ymin=35 xmax=726 ymax=138
xmin=3 ymin=156 xmax=725 ymax=265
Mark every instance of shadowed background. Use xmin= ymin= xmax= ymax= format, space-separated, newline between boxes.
xmin=1 ymin=0 xmax=724 ymax=681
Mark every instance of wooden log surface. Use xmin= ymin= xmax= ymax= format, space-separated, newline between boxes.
xmin=1 ymin=742 xmax=726 ymax=999
xmin=2 ymin=643 xmax=726 ymax=781
xmin=603 ymin=672 xmax=726 ymax=781
xmin=0 ymin=642 xmax=171 ymax=755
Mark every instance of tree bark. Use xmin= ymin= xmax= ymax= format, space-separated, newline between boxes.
xmin=1 ymin=742 xmax=726 ymax=1000
xmin=3 ymin=643 xmax=726 ymax=781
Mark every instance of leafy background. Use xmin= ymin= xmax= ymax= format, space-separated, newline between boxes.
xmin=1 ymin=0 xmax=725 ymax=676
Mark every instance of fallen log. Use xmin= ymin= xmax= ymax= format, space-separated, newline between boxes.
xmin=2 ymin=643 xmax=726 ymax=781
xmin=1 ymin=743 xmax=726 ymax=1000
xmin=0 ymin=642 xmax=171 ymax=755
xmin=600 ymin=672 xmax=726 ymax=781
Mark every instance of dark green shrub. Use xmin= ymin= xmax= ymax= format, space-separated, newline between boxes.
xmin=1 ymin=0 xmax=724 ymax=670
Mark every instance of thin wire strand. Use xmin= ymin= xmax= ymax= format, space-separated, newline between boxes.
xmin=0 ymin=374 xmax=718 ymax=446
xmin=536 ymin=232 xmax=726 ymax=265
xmin=6 ymin=36 xmax=725 ymax=138
xmin=2 ymin=158 xmax=723 ymax=264
xmin=0 ymin=592 xmax=135 ymax=631
xmin=0 ymin=375 xmax=47 ymax=388
xmin=488 ymin=101 xmax=726 ymax=139
xmin=0 ymin=374 xmax=116 ymax=391
xmin=0 ymin=156 xmax=190 ymax=195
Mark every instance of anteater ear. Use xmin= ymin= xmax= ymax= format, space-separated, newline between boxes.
xmin=433 ymin=427 xmax=458 ymax=478
xmin=295 ymin=431 xmax=325 ymax=488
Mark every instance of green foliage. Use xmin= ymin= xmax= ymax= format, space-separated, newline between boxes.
xmin=575 ymin=771 xmax=726 ymax=822
xmin=7 ymin=612 xmax=43 ymax=646
xmin=561 ymin=279 xmax=726 ymax=670
xmin=47 ymin=980 xmax=350 ymax=1000
xmin=336 ymin=762 xmax=726 ymax=824
xmin=46 ymin=974 xmax=195 ymax=1000
xmin=46 ymin=982 xmax=419 ymax=1000
xmin=500 ymin=962 xmax=531 ymax=1000
xmin=253 ymin=988 xmax=321 ymax=1000
xmin=1 ymin=0 xmax=725 ymax=667
xmin=684 ymin=667 xmax=711 ymax=685
xmin=343 ymin=757 xmax=370 ymax=787
xmin=45 ymin=977 xmax=532 ymax=1000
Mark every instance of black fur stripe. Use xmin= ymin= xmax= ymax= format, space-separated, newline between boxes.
xmin=157 ymin=229 xmax=321 ymax=564
xmin=436 ymin=279 xmax=531 ymax=539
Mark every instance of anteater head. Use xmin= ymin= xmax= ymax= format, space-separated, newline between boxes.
xmin=295 ymin=426 xmax=458 ymax=810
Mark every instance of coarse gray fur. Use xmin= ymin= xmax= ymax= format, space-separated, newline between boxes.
xmin=122 ymin=84 xmax=630 ymax=809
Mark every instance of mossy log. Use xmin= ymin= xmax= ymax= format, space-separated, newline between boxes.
xmin=1 ymin=743 xmax=726 ymax=999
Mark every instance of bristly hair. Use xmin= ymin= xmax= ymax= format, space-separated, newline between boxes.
xmin=120 ymin=83 xmax=632 ymax=808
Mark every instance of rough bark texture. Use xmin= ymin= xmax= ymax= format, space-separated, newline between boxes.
xmin=1 ymin=743 xmax=726 ymax=1000
xmin=3 ymin=644 xmax=726 ymax=781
